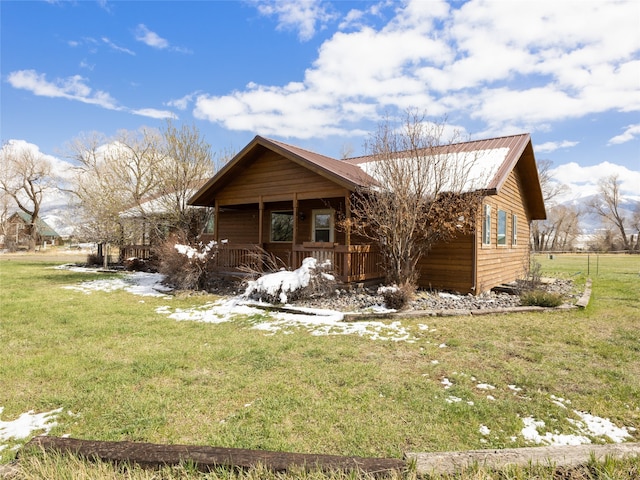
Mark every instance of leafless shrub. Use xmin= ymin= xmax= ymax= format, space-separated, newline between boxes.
xmin=378 ymin=282 xmax=415 ymax=310
xmin=86 ymin=253 xmax=102 ymax=266
xmin=123 ymin=257 xmax=149 ymax=271
xmin=154 ymin=233 xmax=222 ymax=291
xmin=236 ymin=245 xmax=288 ymax=281
xmin=298 ymin=259 xmax=337 ymax=301
xmin=525 ymin=257 xmax=543 ymax=291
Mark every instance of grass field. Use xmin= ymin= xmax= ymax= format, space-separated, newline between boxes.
xmin=1 ymin=251 xmax=639 ymax=478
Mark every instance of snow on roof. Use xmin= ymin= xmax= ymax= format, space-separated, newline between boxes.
xmin=356 ymin=147 xmax=510 ymax=193
xmin=119 ymin=188 xmax=200 ymax=218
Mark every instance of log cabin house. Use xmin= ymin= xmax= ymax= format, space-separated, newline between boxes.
xmin=188 ymin=133 xmax=546 ymax=294
xmin=1 ymin=211 xmax=60 ymax=250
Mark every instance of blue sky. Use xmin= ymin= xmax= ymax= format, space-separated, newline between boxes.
xmin=2 ymin=0 xmax=639 ymax=204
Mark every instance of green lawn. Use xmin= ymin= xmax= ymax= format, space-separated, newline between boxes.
xmin=1 ymin=253 xmax=639 ymax=478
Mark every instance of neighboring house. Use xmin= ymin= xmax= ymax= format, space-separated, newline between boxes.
xmin=2 ymin=211 xmax=60 ymax=249
xmin=188 ymin=134 xmax=546 ymax=294
xmin=119 ymin=188 xmax=213 ymax=261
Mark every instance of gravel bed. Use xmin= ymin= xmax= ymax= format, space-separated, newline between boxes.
xmin=292 ymin=278 xmax=576 ymax=313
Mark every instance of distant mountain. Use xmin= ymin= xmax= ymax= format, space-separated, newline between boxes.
xmin=39 ymin=189 xmax=76 ymax=238
xmin=555 ymin=194 xmax=639 ymax=234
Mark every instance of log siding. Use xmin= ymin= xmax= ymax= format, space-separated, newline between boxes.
xmin=475 ymin=166 xmax=531 ymax=293
xmin=189 ymin=134 xmax=545 ymax=294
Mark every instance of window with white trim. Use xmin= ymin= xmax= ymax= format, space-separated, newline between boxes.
xmin=312 ymin=209 xmax=334 ymax=242
xmin=270 ymin=211 xmax=294 ymax=242
xmin=483 ymin=204 xmax=491 ymax=245
xmin=497 ymin=209 xmax=507 ymax=246
xmin=512 ymin=214 xmax=518 ymax=245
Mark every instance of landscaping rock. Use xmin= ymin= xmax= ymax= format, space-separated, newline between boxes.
xmin=292 ymin=278 xmax=576 ymax=313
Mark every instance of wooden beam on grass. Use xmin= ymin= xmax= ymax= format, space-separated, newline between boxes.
xmin=406 ymin=443 xmax=640 ymax=475
xmin=24 ymin=436 xmax=405 ymax=475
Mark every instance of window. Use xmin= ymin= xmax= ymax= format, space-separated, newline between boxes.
xmin=497 ymin=209 xmax=507 ymax=245
xmin=483 ymin=204 xmax=491 ymax=245
xmin=312 ymin=209 xmax=334 ymax=242
xmin=270 ymin=211 xmax=294 ymax=242
xmin=204 ymin=214 xmax=215 ymax=234
xmin=512 ymin=214 xmax=518 ymax=245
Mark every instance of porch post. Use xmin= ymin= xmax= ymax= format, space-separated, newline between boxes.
xmin=345 ymin=191 xmax=351 ymax=247
xmin=258 ymin=195 xmax=264 ymax=245
xmin=214 ymin=200 xmax=219 ymax=242
xmin=344 ymin=191 xmax=352 ymax=281
xmin=293 ymin=193 xmax=299 ymax=245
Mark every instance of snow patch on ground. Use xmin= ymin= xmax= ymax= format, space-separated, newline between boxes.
xmin=57 ymin=264 xmax=417 ymax=341
xmin=520 ymin=400 xmax=635 ymax=446
xmin=158 ymin=298 xmax=416 ymax=341
xmin=59 ymin=268 xmax=171 ymax=297
xmin=521 ymin=416 xmax=592 ymax=446
xmin=476 ymin=383 xmax=496 ymax=390
xmin=570 ymin=411 xmax=635 ymax=443
xmin=0 ymin=407 xmax=64 ymax=451
xmin=157 ymin=297 xmax=264 ymax=324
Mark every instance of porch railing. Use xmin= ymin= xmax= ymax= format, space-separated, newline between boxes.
xmin=220 ymin=243 xmax=383 ymax=284
xmin=120 ymin=242 xmax=384 ymax=284
xmin=121 ymin=245 xmax=152 ymax=261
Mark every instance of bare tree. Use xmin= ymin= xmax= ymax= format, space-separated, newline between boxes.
xmin=589 ymin=174 xmax=631 ymax=251
xmin=631 ymin=202 xmax=640 ymax=251
xmin=67 ymin=123 xmax=220 ymax=263
xmin=531 ymin=204 xmax=582 ymax=252
xmin=549 ymin=205 xmax=581 ymax=251
xmin=537 ymin=159 xmax=568 ymax=205
xmin=0 ymin=188 xmax=11 ymax=247
xmin=346 ymin=111 xmax=486 ymax=288
xmin=155 ymin=121 xmax=215 ymax=239
xmin=67 ymin=128 xmax=165 ymax=266
xmin=530 ymin=158 xmax=570 ymax=251
xmin=67 ymin=132 xmax=127 ymax=247
xmin=0 ymin=141 xmax=54 ymax=250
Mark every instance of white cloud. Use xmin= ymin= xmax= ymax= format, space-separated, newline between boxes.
xmin=253 ymin=0 xmax=337 ymax=41
xmin=79 ymin=59 xmax=95 ymax=71
xmin=133 ymin=24 xmax=192 ymax=54
xmin=195 ymin=0 xmax=639 ymax=140
xmin=97 ymin=0 xmax=111 ymax=12
xmin=7 ymin=70 xmax=119 ymax=110
xmin=608 ymin=124 xmax=640 ymax=145
xmin=550 ymin=161 xmax=640 ymax=203
xmin=131 ymin=108 xmax=178 ymax=120
xmin=166 ymin=91 xmax=201 ymax=111
xmin=536 ymin=140 xmax=579 ymax=154
xmin=134 ymin=24 xmax=169 ymax=49
xmin=7 ymin=69 xmax=177 ymax=120
xmin=101 ymin=37 xmax=135 ymax=55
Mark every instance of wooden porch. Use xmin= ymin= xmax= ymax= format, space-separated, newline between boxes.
xmin=213 ymin=242 xmax=383 ymax=284
xmin=121 ymin=242 xmax=383 ymax=284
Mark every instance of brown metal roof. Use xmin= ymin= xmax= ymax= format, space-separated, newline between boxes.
xmin=188 ymin=133 xmax=545 ymax=220
xmin=265 ymin=137 xmax=375 ymax=188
